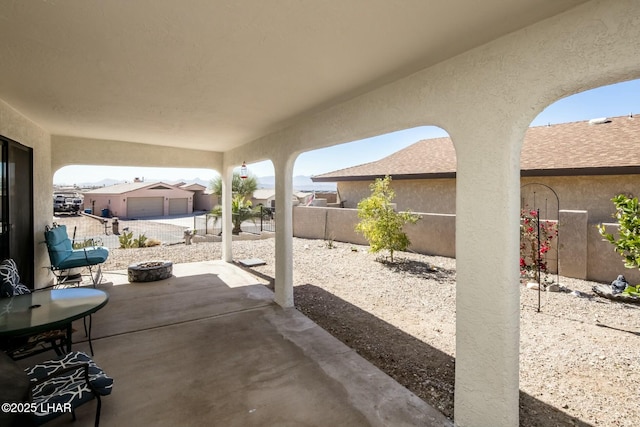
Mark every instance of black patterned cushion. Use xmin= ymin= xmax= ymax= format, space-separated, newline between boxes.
xmin=26 ymin=351 xmax=113 ymax=423
xmin=0 ymin=259 xmax=31 ymax=298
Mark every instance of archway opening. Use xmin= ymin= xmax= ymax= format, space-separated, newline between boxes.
xmin=290 ymin=125 xmax=459 ymax=419
xmin=517 ymin=78 xmax=640 ymax=426
xmin=52 ymin=165 xmax=219 ymax=262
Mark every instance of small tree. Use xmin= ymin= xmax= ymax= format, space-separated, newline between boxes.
xmin=209 ymin=172 xmax=258 ymax=199
xmin=355 ymin=176 xmax=420 ymax=262
xmin=598 ymin=194 xmax=640 ymax=271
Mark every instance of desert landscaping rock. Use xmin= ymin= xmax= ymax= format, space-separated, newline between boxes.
xmin=52 ymin=197 xmax=631 ymax=426
xmin=99 ymin=236 xmax=640 ymax=427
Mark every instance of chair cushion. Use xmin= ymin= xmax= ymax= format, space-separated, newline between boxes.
xmin=26 ymin=351 xmax=113 ymax=395
xmin=0 ymin=259 xmax=31 ymax=298
xmin=26 ymin=351 xmax=113 ymax=423
xmin=56 ymin=247 xmax=110 ymax=270
xmin=44 ymin=225 xmax=74 ymax=267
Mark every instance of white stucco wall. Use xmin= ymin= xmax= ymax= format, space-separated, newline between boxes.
xmin=51 ymin=135 xmax=223 ymax=173
xmin=224 ymin=2 xmax=640 ymax=425
xmin=0 ymin=99 xmax=52 ymax=286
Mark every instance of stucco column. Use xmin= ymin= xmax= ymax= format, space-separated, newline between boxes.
xmin=221 ymin=166 xmax=233 ymax=263
xmin=453 ymin=124 xmax=524 ymax=427
xmin=273 ymin=155 xmax=295 ymax=307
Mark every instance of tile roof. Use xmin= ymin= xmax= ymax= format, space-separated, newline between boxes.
xmin=312 ymin=115 xmax=640 ymax=181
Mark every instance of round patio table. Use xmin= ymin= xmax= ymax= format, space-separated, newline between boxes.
xmin=0 ymin=288 xmax=108 ymax=355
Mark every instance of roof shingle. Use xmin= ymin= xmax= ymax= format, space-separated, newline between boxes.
xmin=313 ymin=115 xmax=640 ymax=181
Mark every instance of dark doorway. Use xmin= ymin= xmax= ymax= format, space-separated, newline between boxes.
xmin=1 ymin=136 xmax=34 ymax=285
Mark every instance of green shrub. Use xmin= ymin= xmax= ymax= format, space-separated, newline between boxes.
xmin=118 ymin=231 xmax=134 ymax=249
xmin=622 ymin=285 xmax=640 ymax=297
xmin=119 ymin=231 xmax=148 ymax=249
xmin=598 ymin=194 xmax=640 ymax=272
xmin=355 ymin=176 xmax=420 ymax=262
xmin=134 ymin=233 xmax=147 ymax=248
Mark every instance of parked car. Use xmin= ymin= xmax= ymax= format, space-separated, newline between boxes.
xmin=53 ymin=195 xmax=66 ymax=212
xmin=53 ymin=195 xmax=82 ymax=214
xmin=65 ymin=198 xmax=82 ymax=213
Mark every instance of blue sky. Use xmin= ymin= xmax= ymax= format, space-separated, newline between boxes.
xmin=54 ymin=79 xmax=640 ymax=184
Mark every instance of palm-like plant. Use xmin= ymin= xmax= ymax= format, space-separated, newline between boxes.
xmin=209 ymin=172 xmax=258 ymax=198
xmin=230 ymin=194 xmax=259 ymax=234
xmin=210 ymin=172 xmax=260 ymax=234
xmin=211 ymin=194 xmax=259 ymax=234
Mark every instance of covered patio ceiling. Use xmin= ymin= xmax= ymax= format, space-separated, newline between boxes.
xmin=0 ymin=0 xmax=586 ymax=152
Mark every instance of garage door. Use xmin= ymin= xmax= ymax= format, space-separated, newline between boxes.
xmin=127 ymin=197 xmax=164 ymax=218
xmin=168 ymin=198 xmax=188 ymax=215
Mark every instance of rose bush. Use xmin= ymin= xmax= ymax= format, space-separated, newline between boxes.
xmin=520 ymin=208 xmax=558 ymax=285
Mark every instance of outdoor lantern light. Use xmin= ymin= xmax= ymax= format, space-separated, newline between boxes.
xmin=240 ymin=161 xmax=248 ymax=179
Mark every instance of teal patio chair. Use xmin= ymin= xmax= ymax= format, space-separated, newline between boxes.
xmin=44 ymin=224 xmax=109 ymax=287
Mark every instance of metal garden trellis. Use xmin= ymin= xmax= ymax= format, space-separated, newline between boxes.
xmin=520 ymin=183 xmax=559 ymax=312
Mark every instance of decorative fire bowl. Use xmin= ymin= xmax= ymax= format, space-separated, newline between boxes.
xmin=128 ymin=260 xmax=173 ymax=282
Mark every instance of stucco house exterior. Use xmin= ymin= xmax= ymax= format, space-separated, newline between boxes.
xmin=83 ymin=181 xmax=195 ymax=218
xmin=180 ymin=183 xmax=216 ymax=212
xmin=312 ymin=115 xmax=640 ymax=224
xmin=252 ymin=190 xmax=318 ymax=208
xmin=251 ymin=189 xmax=276 ymax=208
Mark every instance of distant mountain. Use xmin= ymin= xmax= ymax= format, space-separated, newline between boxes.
xmin=76 ymin=178 xmax=124 ymax=188
xmin=257 ymin=175 xmax=336 ymax=192
xmin=71 ymin=177 xmax=212 ymax=189
xmin=63 ymin=175 xmax=334 ymax=192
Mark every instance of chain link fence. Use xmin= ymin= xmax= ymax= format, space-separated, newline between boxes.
xmin=52 ymin=209 xmax=275 ymax=250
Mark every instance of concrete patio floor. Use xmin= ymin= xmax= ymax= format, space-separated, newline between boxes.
xmin=20 ymin=261 xmax=452 ymax=426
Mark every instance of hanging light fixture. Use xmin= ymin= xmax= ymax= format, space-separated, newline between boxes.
xmin=240 ymin=161 xmax=248 ymax=179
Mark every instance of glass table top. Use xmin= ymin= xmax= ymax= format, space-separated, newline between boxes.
xmin=0 ymin=288 xmax=108 ymax=335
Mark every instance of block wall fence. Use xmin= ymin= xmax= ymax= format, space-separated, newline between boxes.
xmin=292 ymin=206 xmax=640 ymax=285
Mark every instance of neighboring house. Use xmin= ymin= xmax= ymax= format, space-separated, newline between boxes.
xmin=312 ymin=115 xmax=640 ymax=224
xmin=252 ymin=189 xmax=310 ymax=208
xmin=251 ymin=189 xmax=276 ymax=208
xmin=180 ymin=183 xmax=216 ymax=212
xmin=83 ymin=181 xmax=195 ymax=218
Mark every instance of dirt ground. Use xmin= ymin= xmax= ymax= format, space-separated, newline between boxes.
xmin=58 ymin=215 xmax=640 ymax=426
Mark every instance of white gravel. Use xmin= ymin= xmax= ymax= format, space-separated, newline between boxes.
xmin=100 ymin=236 xmax=640 ymax=427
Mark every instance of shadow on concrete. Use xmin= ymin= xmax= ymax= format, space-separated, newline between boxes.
xmin=25 ymin=263 xmax=447 ymax=427
xmin=79 ymin=270 xmax=273 ymax=341
xmin=234 ymin=261 xmax=275 ymax=288
xmin=294 ymin=283 xmax=594 ymax=427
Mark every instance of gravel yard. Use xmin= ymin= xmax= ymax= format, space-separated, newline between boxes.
xmin=61 ymin=215 xmax=640 ymax=426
